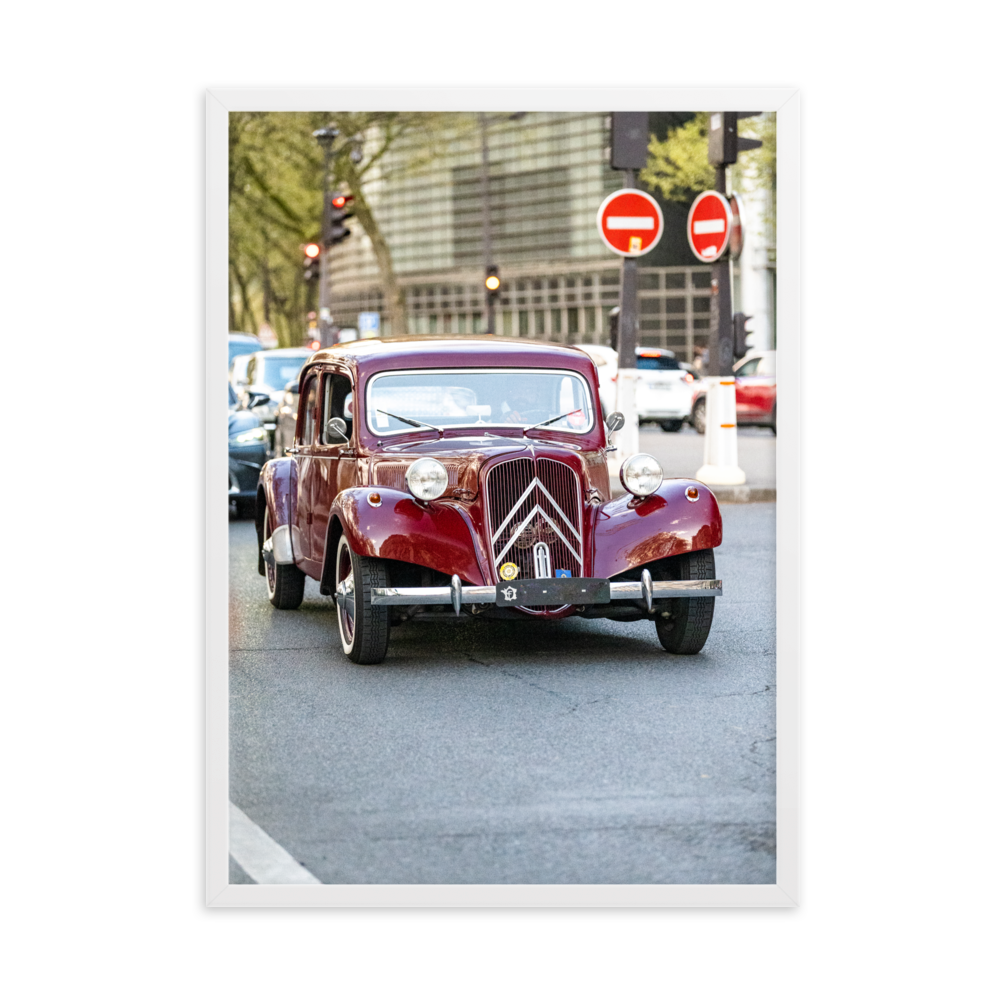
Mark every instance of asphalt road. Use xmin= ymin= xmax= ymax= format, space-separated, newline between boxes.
xmin=228 ymin=501 xmax=776 ymax=885
xmin=639 ymin=424 xmax=776 ymax=488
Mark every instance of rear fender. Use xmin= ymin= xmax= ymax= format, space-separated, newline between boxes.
xmin=591 ymin=479 xmax=722 ymax=579
xmin=255 ymin=459 xmax=299 ymax=574
xmin=328 ymin=487 xmax=487 ymax=587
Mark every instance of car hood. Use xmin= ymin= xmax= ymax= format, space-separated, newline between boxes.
xmin=372 ymin=436 xmax=531 ymax=497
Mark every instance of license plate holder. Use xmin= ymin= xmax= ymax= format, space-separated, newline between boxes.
xmin=494 ymin=577 xmax=611 ymax=607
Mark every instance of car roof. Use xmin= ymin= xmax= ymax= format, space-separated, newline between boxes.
xmin=307 ymin=336 xmax=599 ymax=378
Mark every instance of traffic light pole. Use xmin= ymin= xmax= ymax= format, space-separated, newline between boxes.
xmin=709 ymin=165 xmax=734 ymax=378
xmin=479 ymin=113 xmax=496 ymax=335
xmin=615 ymin=167 xmax=641 ymax=461
xmin=697 ymin=153 xmax=746 ymax=485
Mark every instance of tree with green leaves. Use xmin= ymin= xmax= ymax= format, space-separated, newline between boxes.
xmin=229 ymin=111 xmax=459 ymax=347
xmin=641 ymin=112 xmax=776 ymax=223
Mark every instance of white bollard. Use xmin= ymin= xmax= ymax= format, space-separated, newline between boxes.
xmin=695 ymin=376 xmax=746 ymax=485
xmin=609 ymin=366 xmax=640 ymax=476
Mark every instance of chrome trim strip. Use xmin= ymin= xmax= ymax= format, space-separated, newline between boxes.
xmin=372 ymin=585 xmax=497 ymax=606
xmin=608 ymin=579 xmax=723 ymax=598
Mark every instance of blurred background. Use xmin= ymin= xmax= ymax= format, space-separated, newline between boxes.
xmin=228 ymin=111 xmax=775 ymax=358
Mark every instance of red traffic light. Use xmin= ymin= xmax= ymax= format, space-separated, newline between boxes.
xmin=331 ymin=194 xmax=353 ymax=209
xmin=304 ymin=243 xmax=321 ymax=258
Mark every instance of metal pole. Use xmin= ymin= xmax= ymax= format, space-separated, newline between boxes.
xmin=709 ymin=165 xmax=733 ymax=377
xmin=479 ymin=113 xmax=495 ymax=335
xmin=612 ymin=167 xmax=641 ymax=460
xmin=318 ymin=147 xmax=332 ymax=347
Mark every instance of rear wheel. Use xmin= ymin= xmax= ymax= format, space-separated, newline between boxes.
xmin=263 ymin=508 xmax=305 ymax=610
xmin=691 ymin=397 xmax=706 ymax=434
xmin=770 ymin=402 xmax=777 ymax=435
xmin=659 ymin=419 xmax=683 ymax=433
xmin=334 ymin=535 xmax=390 ymax=664
xmin=655 ymin=548 xmax=716 ymax=654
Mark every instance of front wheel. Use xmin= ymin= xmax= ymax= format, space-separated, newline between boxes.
xmin=691 ymin=397 xmax=706 ymax=435
xmin=263 ymin=508 xmax=305 ymax=610
xmin=659 ymin=419 xmax=683 ymax=433
xmin=334 ymin=535 xmax=390 ymax=664
xmin=655 ymin=548 xmax=716 ymax=654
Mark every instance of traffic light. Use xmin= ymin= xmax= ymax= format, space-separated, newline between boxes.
xmin=324 ymin=193 xmax=354 ymax=247
xmin=708 ymin=112 xmax=763 ymax=166
xmin=733 ymin=312 xmax=751 ymax=359
xmin=303 ymin=242 xmax=321 ymax=283
xmin=484 ymin=265 xmax=500 ymax=307
xmin=610 ymin=112 xmax=649 ymax=170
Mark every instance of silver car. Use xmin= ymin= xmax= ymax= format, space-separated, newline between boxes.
xmin=237 ymin=348 xmax=314 ymax=452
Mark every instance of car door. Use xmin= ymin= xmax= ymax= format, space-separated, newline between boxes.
xmin=292 ymin=371 xmax=321 ymax=576
xmin=309 ymin=368 xmax=357 ymax=560
xmin=733 ymin=357 xmax=763 ymax=418
xmin=734 ymin=356 xmax=774 ymax=419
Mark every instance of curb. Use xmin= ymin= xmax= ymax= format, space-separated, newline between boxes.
xmin=610 ymin=483 xmax=775 ymax=503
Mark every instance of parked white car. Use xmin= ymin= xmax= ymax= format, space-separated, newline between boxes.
xmin=635 ymin=348 xmax=698 ymax=431
xmin=575 ymin=345 xmax=697 ymax=432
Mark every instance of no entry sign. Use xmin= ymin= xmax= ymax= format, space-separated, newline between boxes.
xmin=687 ymin=190 xmax=732 ymax=263
xmin=596 ymin=189 xmax=663 ymax=257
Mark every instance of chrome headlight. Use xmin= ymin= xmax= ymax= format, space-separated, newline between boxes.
xmin=620 ymin=453 xmax=663 ymax=497
xmin=405 ymin=458 xmax=448 ymax=501
xmin=231 ymin=427 xmax=266 ymax=445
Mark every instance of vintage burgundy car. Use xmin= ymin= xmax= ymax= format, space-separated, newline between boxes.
xmin=255 ymin=338 xmax=723 ymax=664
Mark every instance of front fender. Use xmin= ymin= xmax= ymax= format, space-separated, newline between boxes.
xmin=331 ymin=488 xmax=487 ymax=586
xmin=256 ymin=459 xmax=299 ymax=574
xmin=591 ymin=478 xmax=722 ymax=579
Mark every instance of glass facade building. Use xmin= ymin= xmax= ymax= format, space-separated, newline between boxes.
xmin=326 ymin=113 xmax=714 ymax=361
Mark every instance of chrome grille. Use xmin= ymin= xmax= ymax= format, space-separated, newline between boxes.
xmin=485 ymin=457 xmax=584 ymax=594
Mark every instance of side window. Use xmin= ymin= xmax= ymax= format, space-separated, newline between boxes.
xmin=735 ymin=357 xmax=760 ymax=377
xmin=299 ymin=375 xmax=318 ymax=445
xmin=322 ymin=372 xmax=355 ymax=445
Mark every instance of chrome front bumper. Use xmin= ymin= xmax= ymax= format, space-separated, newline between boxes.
xmin=371 ymin=569 xmax=722 ymax=614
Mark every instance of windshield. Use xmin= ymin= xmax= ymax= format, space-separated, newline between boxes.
xmin=260 ymin=356 xmax=308 ymax=390
xmin=228 ymin=340 xmax=259 ymax=366
xmin=366 ymin=368 xmax=595 ymax=435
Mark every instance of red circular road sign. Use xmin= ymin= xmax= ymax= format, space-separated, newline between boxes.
xmin=687 ymin=190 xmax=732 ymax=263
xmin=728 ymin=193 xmax=744 ymax=260
xmin=596 ymin=189 xmax=663 ymax=257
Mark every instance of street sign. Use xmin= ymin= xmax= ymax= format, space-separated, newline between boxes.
xmin=596 ymin=189 xmax=664 ymax=257
xmin=687 ymin=190 xmax=732 ymax=263
xmin=358 ymin=312 xmax=380 ymax=339
xmin=728 ymin=193 xmax=744 ymax=260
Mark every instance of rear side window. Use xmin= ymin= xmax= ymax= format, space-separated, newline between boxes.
xmin=735 ymin=358 xmax=760 ymax=376
xmin=299 ymin=374 xmax=318 ymax=445
xmin=636 ymin=355 xmax=681 ymax=370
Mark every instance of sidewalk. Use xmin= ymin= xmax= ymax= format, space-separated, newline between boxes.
xmin=609 ymin=425 xmax=776 ymax=502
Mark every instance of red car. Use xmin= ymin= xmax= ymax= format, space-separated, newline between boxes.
xmin=255 ymin=338 xmax=723 ymax=663
xmin=691 ymin=350 xmax=777 ymax=434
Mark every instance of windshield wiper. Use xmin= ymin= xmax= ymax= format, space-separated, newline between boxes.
xmin=524 ymin=409 xmax=584 ymax=434
xmin=376 ymin=409 xmax=442 ymax=434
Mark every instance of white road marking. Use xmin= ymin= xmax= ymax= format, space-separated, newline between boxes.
xmin=693 ymin=219 xmax=726 ymax=234
xmin=229 ymin=801 xmax=321 ymax=884
xmin=606 ymin=216 xmax=655 ymax=229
